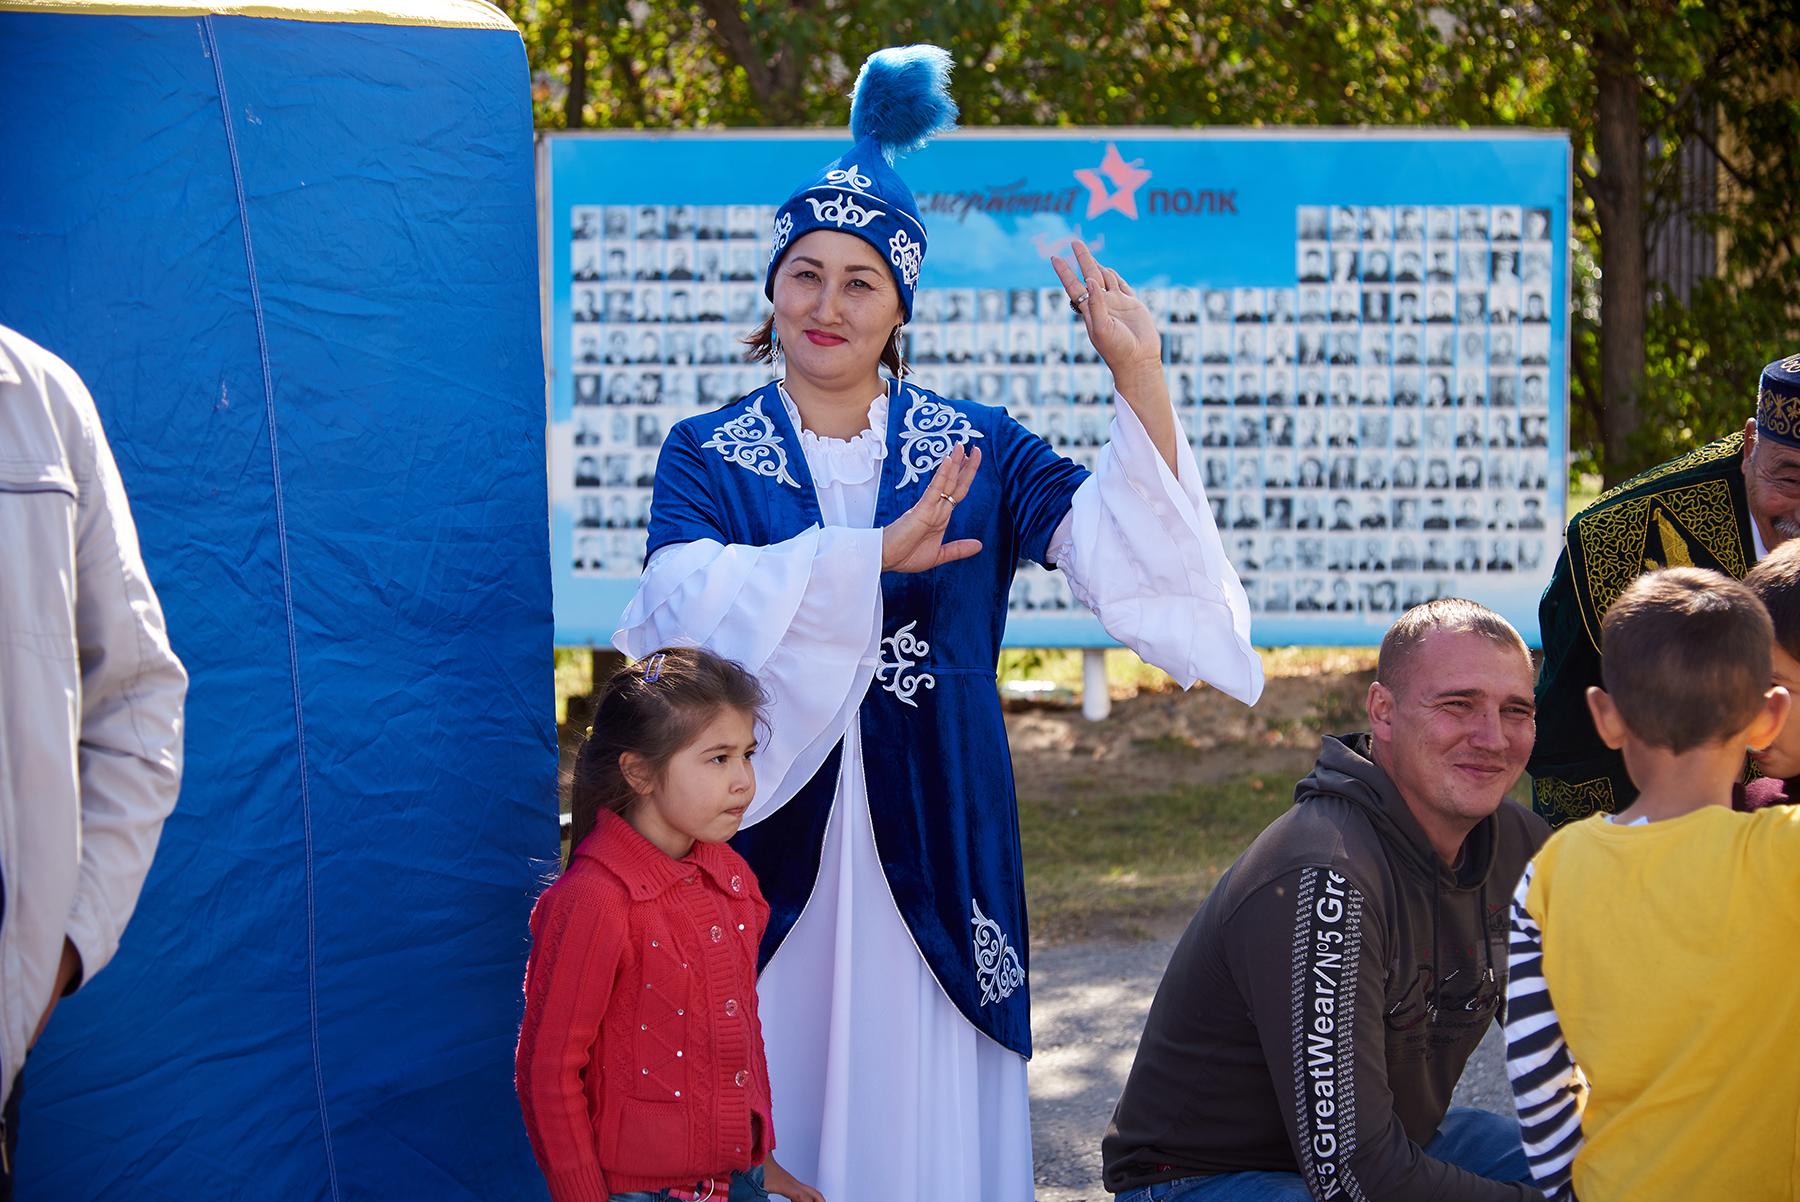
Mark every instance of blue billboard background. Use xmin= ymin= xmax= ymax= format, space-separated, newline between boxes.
xmin=542 ymin=131 xmax=1570 ymax=647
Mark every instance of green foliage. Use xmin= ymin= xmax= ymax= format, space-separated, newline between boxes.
xmin=504 ymin=0 xmax=1800 ymax=483
xmin=552 ymin=646 xmax=595 ymax=724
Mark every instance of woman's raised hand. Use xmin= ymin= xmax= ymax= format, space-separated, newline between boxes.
xmin=1052 ymin=239 xmax=1163 ymax=385
xmin=880 ymin=443 xmax=983 ymax=573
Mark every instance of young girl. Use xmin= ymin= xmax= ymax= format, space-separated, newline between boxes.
xmin=516 ymin=648 xmax=823 ymax=1202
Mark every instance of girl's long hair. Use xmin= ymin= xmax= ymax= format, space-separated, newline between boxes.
xmin=566 ymin=647 xmax=769 ymax=860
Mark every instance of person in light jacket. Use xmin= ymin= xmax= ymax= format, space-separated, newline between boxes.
xmin=0 ymin=324 xmax=187 ymax=1187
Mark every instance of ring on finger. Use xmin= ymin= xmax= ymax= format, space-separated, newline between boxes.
xmin=939 ymin=491 xmax=957 ymax=505
xmin=1068 ymin=291 xmax=1089 ymax=314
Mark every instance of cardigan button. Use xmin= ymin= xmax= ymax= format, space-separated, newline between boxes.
xmin=676 ymin=1050 xmax=683 ymax=1058
xmin=737 ymin=923 xmax=745 ymax=932
xmin=733 ymin=1070 xmax=748 ymax=1087
xmin=730 ymin=875 xmax=742 ymax=892
xmin=724 ymin=998 xmax=739 ymax=1017
xmin=710 ymin=925 xmax=723 ymax=942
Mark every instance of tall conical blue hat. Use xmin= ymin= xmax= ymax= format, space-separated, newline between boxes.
xmin=764 ymin=44 xmax=958 ymax=320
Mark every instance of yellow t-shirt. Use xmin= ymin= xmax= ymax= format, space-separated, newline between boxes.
xmin=1524 ymin=805 xmax=1800 ymax=1201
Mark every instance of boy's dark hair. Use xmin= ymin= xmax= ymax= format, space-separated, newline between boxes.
xmin=1377 ymin=597 xmax=1529 ymax=696
xmin=1743 ymin=538 xmax=1800 ymax=661
xmin=567 ymin=647 xmax=768 ymax=860
xmin=1600 ymin=567 xmax=1771 ymax=752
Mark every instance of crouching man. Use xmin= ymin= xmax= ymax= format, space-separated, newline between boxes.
xmin=1103 ymin=599 xmax=1548 ymax=1201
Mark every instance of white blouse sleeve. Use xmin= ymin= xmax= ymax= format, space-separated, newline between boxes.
xmin=613 ymin=526 xmax=884 ymax=825
xmin=1046 ymin=394 xmax=1263 ymax=705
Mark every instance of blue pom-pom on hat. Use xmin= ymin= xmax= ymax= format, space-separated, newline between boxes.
xmin=849 ymin=44 xmax=959 ymax=161
xmin=764 ymin=44 xmax=958 ymax=321
xmin=1755 ymin=352 xmax=1800 ymax=448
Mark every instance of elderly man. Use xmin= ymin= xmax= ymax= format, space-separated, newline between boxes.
xmin=1103 ymin=599 xmax=1548 ymax=1202
xmin=1530 ymin=353 xmax=1800 ymax=823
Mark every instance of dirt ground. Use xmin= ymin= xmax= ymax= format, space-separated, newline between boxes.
xmin=559 ymin=653 xmax=1378 ymax=813
xmin=1007 ymin=650 xmax=1377 ymax=800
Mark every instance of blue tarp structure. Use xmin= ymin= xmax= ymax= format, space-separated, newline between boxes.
xmin=0 ymin=2 xmax=556 ymax=1196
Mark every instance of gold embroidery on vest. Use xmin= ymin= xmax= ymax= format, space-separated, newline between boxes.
xmin=1582 ymin=432 xmax=1743 ymax=514
xmin=1651 ymin=508 xmax=1693 ymax=569
xmin=1534 ymin=775 xmax=1616 ymax=823
xmin=1575 ymin=479 xmax=1747 ymax=652
xmin=1658 ymin=479 xmax=1747 ymax=577
xmin=1576 ymin=495 xmax=1653 ymax=650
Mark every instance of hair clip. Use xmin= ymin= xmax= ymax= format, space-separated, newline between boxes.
xmin=642 ymin=652 xmax=668 ymax=683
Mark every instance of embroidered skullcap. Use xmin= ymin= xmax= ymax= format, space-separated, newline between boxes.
xmin=1755 ymin=352 xmax=1800 ymax=449
xmin=763 ymin=45 xmax=958 ymax=321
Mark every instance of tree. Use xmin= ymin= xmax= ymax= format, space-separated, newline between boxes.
xmin=1438 ymin=0 xmax=1798 ymax=483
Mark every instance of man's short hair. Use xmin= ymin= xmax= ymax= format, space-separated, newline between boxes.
xmin=1744 ymin=539 xmax=1800 ymax=661
xmin=1600 ymin=567 xmax=1771 ymax=752
xmin=1377 ymin=598 xmax=1528 ymax=695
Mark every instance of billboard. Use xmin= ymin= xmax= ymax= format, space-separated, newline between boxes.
xmin=542 ymin=131 xmax=1570 ymax=646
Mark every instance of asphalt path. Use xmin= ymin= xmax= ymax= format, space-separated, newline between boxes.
xmin=1029 ymin=936 xmax=1514 ymax=1202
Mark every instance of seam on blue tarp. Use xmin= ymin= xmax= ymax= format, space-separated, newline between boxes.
xmin=202 ymin=17 xmax=344 ymax=1202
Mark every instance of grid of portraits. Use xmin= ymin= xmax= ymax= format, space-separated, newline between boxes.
xmin=566 ymin=201 xmax=1561 ymax=618
xmin=568 ymin=203 xmax=778 ymax=576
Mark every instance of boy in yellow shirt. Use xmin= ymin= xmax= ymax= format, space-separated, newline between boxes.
xmin=1504 ymin=567 xmax=1800 ymax=1201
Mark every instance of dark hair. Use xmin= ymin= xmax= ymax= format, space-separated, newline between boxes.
xmin=1600 ymin=567 xmax=1771 ymax=752
xmin=1743 ymin=538 xmax=1800 ymax=660
xmin=567 ymin=647 xmax=769 ymax=859
xmin=1376 ymin=597 xmax=1529 ymax=696
xmin=741 ymin=313 xmax=906 ymax=378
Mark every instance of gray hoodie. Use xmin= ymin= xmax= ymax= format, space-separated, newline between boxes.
xmin=1102 ymin=733 xmax=1547 ymax=1200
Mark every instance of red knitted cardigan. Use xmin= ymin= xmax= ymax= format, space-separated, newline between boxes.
xmin=516 ymin=809 xmax=774 ymax=1202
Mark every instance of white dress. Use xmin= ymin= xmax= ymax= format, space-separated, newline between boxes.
xmin=616 ymin=385 xmax=1261 ymax=1201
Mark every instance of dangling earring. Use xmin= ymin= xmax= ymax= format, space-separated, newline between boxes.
xmin=770 ymin=324 xmax=782 ymax=362
xmin=892 ymin=325 xmax=907 ymax=379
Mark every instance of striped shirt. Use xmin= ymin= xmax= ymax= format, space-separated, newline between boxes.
xmin=1503 ymin=861 xmax=1584 ymax=1202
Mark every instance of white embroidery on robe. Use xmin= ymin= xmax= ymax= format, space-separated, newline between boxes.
xmin=876 ymin=619 xmax=935 ymax=706
xmin=971 ymin=899 xmax=1025 ymax=1006
xmin=805 ymin=191 xmax=885 ymax=230
xmin=825 ymin=164 xmax=874 ymax=191
xmin=701 ymin=398 xmax=799 ymax=489
xmin=888 ymin=228 xmax=923 ymax=289
xmin=896 ymin=388 xmax=985 ymax=488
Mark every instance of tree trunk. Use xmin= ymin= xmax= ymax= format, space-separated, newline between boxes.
xmin=564 ymin=0 xmax=589 ymax=128
xmin=1592 ymin=25 xmax=1647 ymax=487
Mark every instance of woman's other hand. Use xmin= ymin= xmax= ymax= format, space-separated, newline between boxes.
xmin=880 ymin=443 xmax=983 ymax=573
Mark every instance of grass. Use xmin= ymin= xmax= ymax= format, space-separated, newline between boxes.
xmin=1019 ymin=772 xmax=1294 ymax=946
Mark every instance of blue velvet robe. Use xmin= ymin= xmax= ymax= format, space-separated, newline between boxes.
xmin=644 ymin=377 xmax=1088 ymax=1056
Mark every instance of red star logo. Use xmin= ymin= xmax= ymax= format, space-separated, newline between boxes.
xmin=1074 ymin=143 xmax=1152 ymax=220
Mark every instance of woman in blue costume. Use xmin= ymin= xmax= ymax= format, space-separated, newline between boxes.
xmin=615 ymin=45 xmax=1263 ymax=1201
